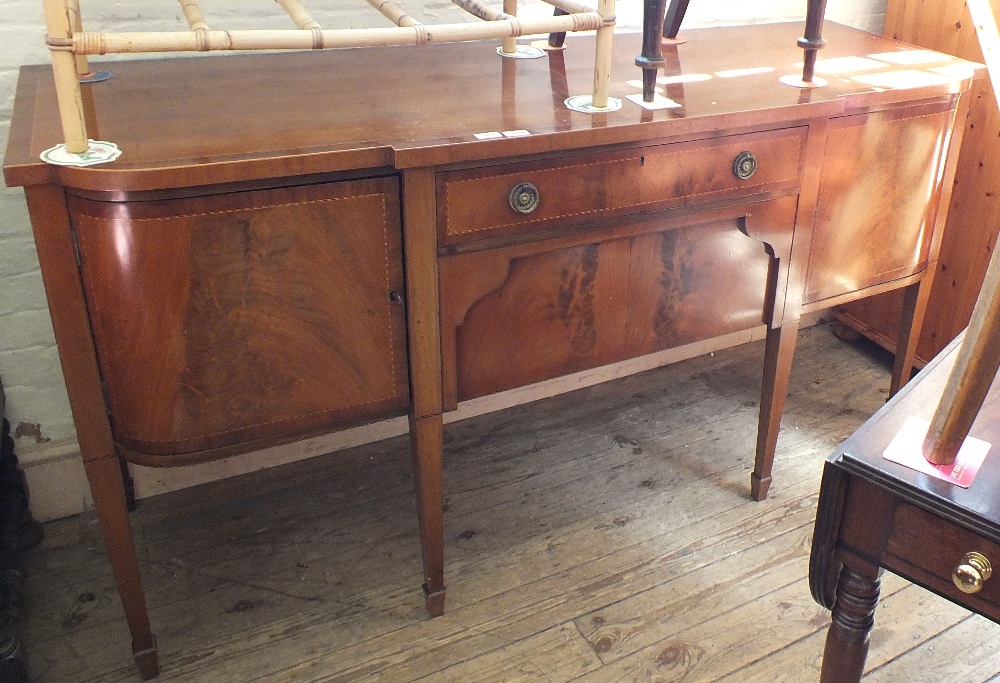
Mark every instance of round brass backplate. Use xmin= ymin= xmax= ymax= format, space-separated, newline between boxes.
xmin=508 ymin=182 xmax=541 ymax=214
xmin=733 ymin=151 xmax=758 ymax=180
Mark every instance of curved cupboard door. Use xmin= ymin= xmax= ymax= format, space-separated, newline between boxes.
xmin=804 ymin=100 xmax=957 ymax=306
xmin=71 ymin=177 xmax=409 ymax=461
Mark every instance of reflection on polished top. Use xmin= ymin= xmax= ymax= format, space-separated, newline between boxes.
xmin=3 ymin=22 xmax=980 ymax=190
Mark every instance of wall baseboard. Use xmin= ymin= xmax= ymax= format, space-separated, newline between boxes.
xmin=25 ymin=314 xmax=831 ymax=521
xmin=20 ymin=442 xmax=92 ymax=522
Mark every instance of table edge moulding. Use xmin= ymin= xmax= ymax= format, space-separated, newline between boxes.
xmin=1 ymin=2 xmax=983 ymax=678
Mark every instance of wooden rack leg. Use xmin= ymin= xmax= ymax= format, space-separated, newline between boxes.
xmin=752 ymin=320 xmax=800 ymax=501
xmin=42 ymin=0 xmax=89 ymax=152
xmin=547 ymin=8 xmax=568 ymax=49
xmin=636 ymin=0 xmax=669 ymax=101
xmin=661 ymin=0 xmax=690 ymax=41
xmin=923 ymin=233 xmax=1000 ymax=463
xmin=922 ymin=0 xmax=1000 ymax=465
xmin=799 ymin=0 xmax=830 ymax=83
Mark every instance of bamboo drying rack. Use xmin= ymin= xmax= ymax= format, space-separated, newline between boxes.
xmin=42 ymin=0 xmax=618 ymax=156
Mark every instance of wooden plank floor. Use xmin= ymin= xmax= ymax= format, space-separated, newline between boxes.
xmin=20 ymin=324 xmax=1000 ymax=682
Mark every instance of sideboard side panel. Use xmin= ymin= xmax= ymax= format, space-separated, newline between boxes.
xmin=804 ymin=101 xmax=957 ymax=305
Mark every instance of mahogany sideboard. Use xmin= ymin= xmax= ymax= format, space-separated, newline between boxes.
xmin=1 ymin=22 xmax=978 ymax=678
xmin=810 ymin=333 xmax=1000 ymax=682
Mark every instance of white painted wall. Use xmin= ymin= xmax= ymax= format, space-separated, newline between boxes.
xmin=0 ymin=0 xmax=885 ymax=519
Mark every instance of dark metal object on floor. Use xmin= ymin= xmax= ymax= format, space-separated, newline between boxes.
xmin=0 ymin=379 xmax=44 ymax=683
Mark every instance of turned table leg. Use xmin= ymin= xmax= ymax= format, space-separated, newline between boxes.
xmin=821 ymin=565 xmax=882 ymax=683
xmin=752 ymin=320 xmax=799 ymax=500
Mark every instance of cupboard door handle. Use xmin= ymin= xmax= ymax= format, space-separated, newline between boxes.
xmin=508 ymin=182 xmax=540 ymax=214
xmin=733 ymin=151 xmax=758 ymax=180
xmin=953 ymin=551 xmax=992 ymax=594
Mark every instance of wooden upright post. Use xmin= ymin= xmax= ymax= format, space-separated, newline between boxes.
xmin=661 ymin=0 xmax=690 ymax=41
xmin=43 ymin=0 xmax=89 ymax=153
xmin=636 ymin=0 xmax=669 ymax=101
xmin=799 ymin=0 xmax=830 ymax=83
xmin=922 ymin=0 xmax=1000 ymax=465
xmin=923 ymin=245 xmax=1000 ymax=464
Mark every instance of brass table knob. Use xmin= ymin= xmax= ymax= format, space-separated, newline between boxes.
xmin=953 ymin=551 xmax=992 ymax=594
xmin=733 ymin=151 xmax=758 ymax=180
xmin=509 ymin=182 xmax=540 ymax=214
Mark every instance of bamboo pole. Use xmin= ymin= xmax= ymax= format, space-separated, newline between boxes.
xmin=922 ymin=0 xmax=1000 ymax=466
xmin=275 ymin=0 xmax=321 ymax=29
xmin=591 ymin=0 xmax=615 ymax=107
xmin=451 ymin=0 xmax=505 ymax=23
xmin=178 ymin=0 xmax=211 ymax=51
xmin=365 ymin=0 xmax=421 ymax=28
xmin=501 ymin=0 xmax=517 ymax=54
xmin=43 ymin=0 xmax=88 ymax=153
xmin=539 ymin=0 xmax=597 ymax=16
xmin=66 ymin=0 xmax=89 ymax=75
xmin=67 ymin=14 xmax=605 ymax=53
xmin=178 ymin=0 xmax=210 ymax=31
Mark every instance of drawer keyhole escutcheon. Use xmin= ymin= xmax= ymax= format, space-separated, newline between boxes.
xmin=509 ymin=182 xmax=541 ymax=214
xmin=733 ymin=151 xmax=758 ymax=180
xmin=953 ymin=551 xmax=992 ymax=594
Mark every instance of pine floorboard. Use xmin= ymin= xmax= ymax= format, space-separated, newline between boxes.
xmin=19 ymin=324 xmax=1000 ymax=682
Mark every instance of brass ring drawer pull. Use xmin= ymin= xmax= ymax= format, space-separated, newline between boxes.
xmin=509 ymin=182 xmax=540 ymax=214
xmin=733 ymin=151 xmax=758 ymax=180
xmin=953 ymin=551 xmax=992 ymax=594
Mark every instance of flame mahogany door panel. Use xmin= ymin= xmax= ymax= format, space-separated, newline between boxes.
xmin=803 ymin=99 xmax=957 ymax=306
xmin=439 ymin=196 xmax=797 ymax=406
xmin=71 ymin=177 xmax=410 ymax=463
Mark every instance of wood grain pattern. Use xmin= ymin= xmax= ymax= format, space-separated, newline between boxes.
xmin=444 ymin=199 xmax=795 ymax=402
xmin=804 ymin=100 xmax=958 ymax=305
xmin=72 ymin=177 xmax=409 ymax=458
xmin=842 ymin=0 xmax=1000 ymax=364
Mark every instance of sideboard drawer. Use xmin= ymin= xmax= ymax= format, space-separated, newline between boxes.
xmin=437 ymin=128 xmax=806 ymax=247
xmin=886 ymin=502 xmax=1000 ymax=621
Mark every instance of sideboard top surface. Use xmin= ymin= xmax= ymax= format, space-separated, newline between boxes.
xmin=3 ymin=22 xmax=978 ymax=191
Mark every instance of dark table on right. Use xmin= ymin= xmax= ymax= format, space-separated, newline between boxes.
xmin=810 ymin=333 xmax=1000 ymax=682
